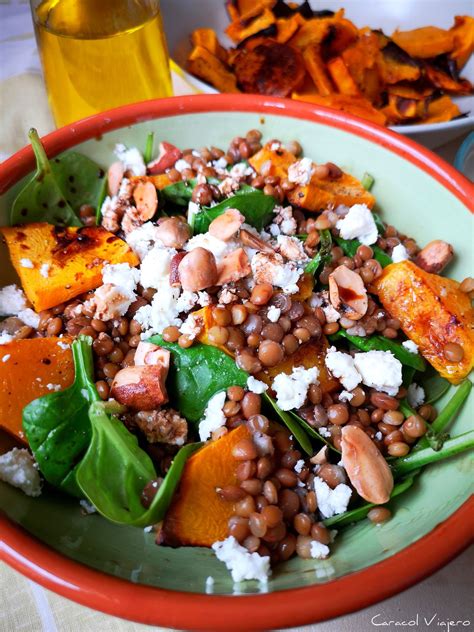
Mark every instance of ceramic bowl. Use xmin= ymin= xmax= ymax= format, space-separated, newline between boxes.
xmin=0 ymin=95 xmax=473 ymax=630
xmin=161 ymin=0 xmax=474 ymax=149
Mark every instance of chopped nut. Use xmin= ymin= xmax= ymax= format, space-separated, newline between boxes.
xmin=111 ymin=365 xmax=169 ymax=410
xmin=209 ymin=208 xmax=245 ymax=241
xmin=415 ymin=240 xmax=453 ymax=274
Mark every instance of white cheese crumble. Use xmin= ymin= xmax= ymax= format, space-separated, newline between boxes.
xmin=135 ymin=286 xmax=182 ymax=336
xmin=212 ymin=536 xmax=270 ymax=583
xmin=310 ymin=291 xmax=340 ymax=323
xmin=247 ymin=376 xmax=268 ymax=394
xmin=102 ymin=262 xmax=140 ymax=296
xmin=0 ymin=284 xmax=27 ymax=316
xmin=391 ymin=243 xmax=410 ymax=263
xmin=319 ymin=426 xmax=331 ymax=438
xmin=402 ymin=340 xmax=419 ymax=354
xmin=313 ymin=476 xmax=352 ymax=519
xmin=57 ymin=340 xmax=70 ymax=350
xmin=251 ymin=252 xmax=302 ymax=295
xmin=294 ymin=459 xmax=305 ymax=474
xmin=205 ymin=576 xmax=215 ymax=594
xmin=325 ymin=347 xmax=361 ymax=391
xmin=266 ymin=305 xmax=281 ymax=323
xmin=140 ymin=245 xmax=176 ymax=291
xmin=407 ymin=383 xmax=425 ymax=408
xmin=0 ymin=333 xmax=13 ymax=345
xmin=40 ymin=263 xmax=50 ymax=278
xmin=19 ymin=258 xmax=34 ymax=269
xmin=336 ymin=204 xmax=378 ymax=246
xmin=339 ymin=390 xmax=354 ymax=402
xmin=79 ymin=499 xmax=97 ymax=514
xmin=273 ymin=366 xmax=319 ymax=411
xmin=184 ymin=232 xmax=232 ymax=265
xmin=2 ymin=354 xmax=10 ymax=362
xmin=199 ymin=391 xmax=227 ymax=441
xmin=0 ymin=448 xmax=42 ymax=497
xmin=288 ymin=158 xmax=314 ymax=185
xmin=114 ymin=143 xmax=146 ymax=176
xmin=17 ymin=308 xmax=40 ymax=328
xmin=179 ymin=313 xmax=202 ymax=340
xmin=277 ymin=235 xmax=309 ymax=262
xmin=126 ymin=222 xmax=162 ymax=260
xmin=353 ymin=350 xmax=402 ymax=397
xmin=310 ymin=540 xmax=330 ymax=559
xmin=174 ymin=158 xmax=190 ymax=173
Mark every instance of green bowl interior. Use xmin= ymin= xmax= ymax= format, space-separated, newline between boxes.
xmin=0 ymin=111 xmax=472 ymax=595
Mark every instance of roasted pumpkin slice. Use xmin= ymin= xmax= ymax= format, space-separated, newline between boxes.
xmin=0 ymin=337 xmax=74 ymax=443
xmin=187 ymin=45 xmax=240 ymax=93
xmin=248 ymin=141 xmax=297 ymax=179
xmin=391 ymin=26 xmax=454 ymax=59
xmin=450 ymin=15 xmax=474 ymax=70
xmin=1 ymin=223 xmax=139 ymax=312
xmin=374 ymin=261 xmax=474 ymax=384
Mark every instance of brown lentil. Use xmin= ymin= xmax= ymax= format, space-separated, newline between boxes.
xmin=443 ymin=342 xmax=464 ymax=362
xmin=387 ymin=441 xmax=410 ymax=457
xmin=367 ymin=507 xmax=392 ymax=524
xmin=232 ymin=438 xmax=258 ymax=461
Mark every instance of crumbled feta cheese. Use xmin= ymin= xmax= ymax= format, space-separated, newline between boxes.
xmin=268 ymin=223 xmax=281 ymax=237
xmin=336 ymin=204 xmax=378 ymax=246
xmin=212 ymin=536 xmax=270 ymax=583
xmin=309 ymin=291 xmax=340 ymax=323
xmin=288 ymin=158 xmax=314 ymax=185
xmin=402 ymin=340 xmax=419 ymax=354
xmin=0 ymin=284 xmax=27 ymax=316
xmin=230 ymin=162 xmax=254 ymax=179
xmin=0 ymin=333 xmax=13 ymax=345
xmin=346 ymin=324 xmax=367 ymax=337
xmin=40 ymin=263 xmax=50 ymax=278
xmin=102 ymin=262 xmax=140 ymax=296
xmin=2 ymin=354 xmax=10 ymax=362
xmin=57 ymin=340 xmax=70 ymax=350
xmin=199 ymin=391 xmax=227 ymax=441
xmin=319 ymin=426 xmax=331 ymax=438
xmin=140 ymin=245 xmax=176 ymax=290
xmin=174 ymin=158 xmax=190 ymax=173
xmin=92 ymin=284 xmax=135 ymax=321
xmin=273 ymin=366 xmax=319 ymax=411
xmin=325 ymin=347 xmax=361 ymax=391
xmin=175 ymin=290 xmax=198 ymax=314
xmin=339 ymin=390 xmax=354 ymax=402
xmin=294 ymin=459 xmax=305 ymax=474
xmin=114 ymin=143 xmax=146 ymax=176
xmin=19 ymin=258 xmax=34 ymax=269
xmin=135 ymin=286 xmax=182 ymax=336
xmin=251 ymin=252 xmax=303 ymax=294
xmin=179 ymin=313 xmax=202 ymax=340
xmin=270 ymin=142 xmax=281 ymax=151
xmin=126 ymin=222 xmax=162 ymax=260
xmin=391 ymin=243 xmax=410 ymax=263
xmin=407 ymin=383 xmax=425 ymax=408
xmin=185 ymin=232 xmax=232 ymax=265
xmin=79 ymin=499 xmax=97 ymax=514
xmin=197 ymin=291 xmax=212 ymax=307
xmin=213 ymin=157 xmax=228 ymax=170
xmin=375 ymin=431 xmax=383 ymax=441
xmin=0 ymin=448 xmax=42 ymax=497
xmin=143 ymin=525 xmax=153 ymax=533
xmin=267 ymin=305 xmax=281 ymax=323
xmin=313 ymin=476 xmax=352 ymax=519
xmin=17 ymin=308 xmax=40 ymax=328
xmin=310 ymin=540 xmax=330 ymax=559
xmin=353 ymin=350 xmax=402 ymax=396
xmin=247 ymin=376 xmax=268 ymax=394
xmin=205 ymin=576 xmax=215 ymax=594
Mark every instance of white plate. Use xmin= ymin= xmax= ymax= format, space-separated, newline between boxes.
xmin=161 ymin=0 xmax=474 ymax=149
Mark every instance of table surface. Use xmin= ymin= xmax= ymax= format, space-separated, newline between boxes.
xmin=0 ymin=3 xmax=472 ymax=631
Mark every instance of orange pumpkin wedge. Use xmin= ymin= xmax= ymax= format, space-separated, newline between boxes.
xmin=0 ymin=337 xmax=74 ymax=443
xmin=163 ymin=424 xmax=251 ymax=546
xmin=1 ymin=223 xmax=139 ymax=312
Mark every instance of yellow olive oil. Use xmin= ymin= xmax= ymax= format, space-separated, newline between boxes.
xmin=32 ymin=0 xmax=172 ymax=127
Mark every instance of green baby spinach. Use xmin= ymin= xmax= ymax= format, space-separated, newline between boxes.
xmin=11 ymin=128 xmax=106 ymax=227
xmin=329 ymin=329 xmax=426 ymax=371
xmin=162 ymin=179 xmax=198 ymax=206
xmin=263 ymin=393 xmax=313 ymax=456
xmin=149 ymin=336 xmax=248 ymax=423
xmin=335 ymin=236 xmax=392 ymax=268
xmin=22 ymin=336 xmax=100 ymax=497
xmin=421 ymin=373 xmax=451 ymax=404
xmin=193 ymin=191 xmax=276 ymax=234
xmin=304 ymin=229 xmax=332 ymax=276
xmin=76 ymin=401 xmax=202 ymax=527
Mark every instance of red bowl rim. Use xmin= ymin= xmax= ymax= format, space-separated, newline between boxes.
xmin=0 ymin=94 xmax=473 ymax=630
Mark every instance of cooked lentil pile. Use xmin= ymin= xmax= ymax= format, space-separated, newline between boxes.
xmin=1 ymin=129 xmax=473 ymax=583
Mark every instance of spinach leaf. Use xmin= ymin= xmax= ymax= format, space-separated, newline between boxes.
xmin=76 ymin=401 xmax=202 ymax=527
xmin=361 ymin=172 xmax=375 ymax=192
xmin=11 ymin=128 xmax=106 ymax=227
xmin=263 ymin=393 xmax=313 ymax=455
xmin=329 ymin=329 xmax=426 ymax=371
xmin=149 ymin=336 xmax=248 ymax=423
xmin=193 ymin=191 xmax=276 ymax=234
xmin=402 ymin=365 xmax=416 ymax=388
xmin=323 ymin=474 xmax=416 ymax=528
xmin=335 ymin=236 xmax=392 ymax=268
xmin=304 ymin=229 xmax=332 ymax=275
xmin=421 ymin=373 xmax=451 ymax=404
xmin=161 ymin=179 xmax=197 ymax=206
xmin=144 ymin=132 xmax=154 ymax=164
xmin=22 ymin=336 xmax=100 ymax=497
xmin=11 ymin=129 xmax=81 ymax=227
xmin=372 ymin=211 xmax=386 ymax=235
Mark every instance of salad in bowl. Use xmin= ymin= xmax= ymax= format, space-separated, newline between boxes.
xmin=0 ymin=121 xmax=472 ymax=587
